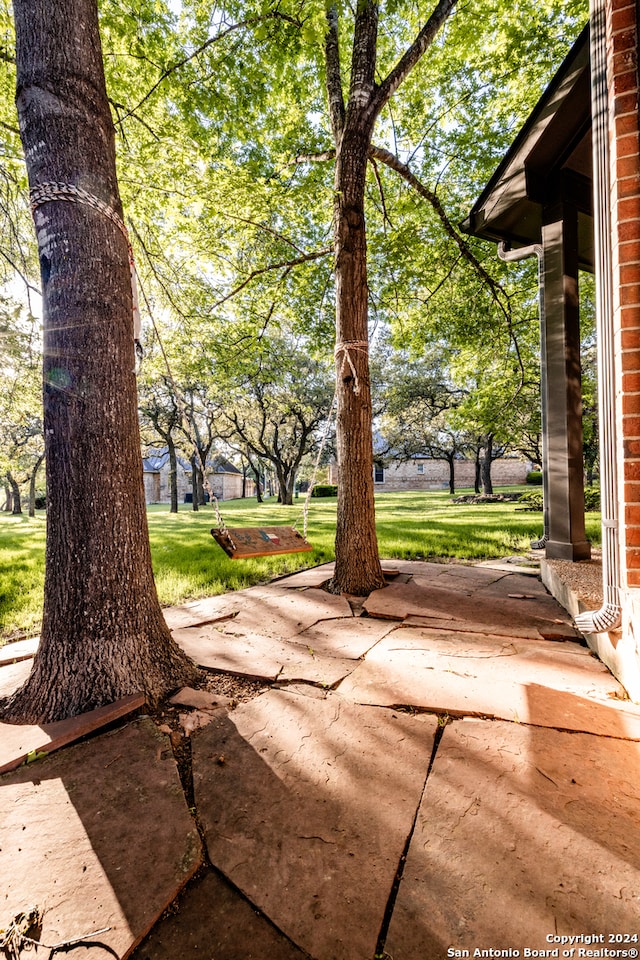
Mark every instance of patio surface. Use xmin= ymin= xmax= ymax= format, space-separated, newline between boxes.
xmin=1 ymin=559 xmax=639 ymax=959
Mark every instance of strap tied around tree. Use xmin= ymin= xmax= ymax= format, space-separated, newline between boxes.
xmin=29 ymin=181 xmax=142 ymax=359
xmin=334 ymin=339 xmax=368 ymax=395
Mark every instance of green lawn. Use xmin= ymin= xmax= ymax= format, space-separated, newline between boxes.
xmin=0 ymin=488 xmax=602 ymax=640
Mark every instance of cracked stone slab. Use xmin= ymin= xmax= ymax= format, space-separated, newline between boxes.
xmin=274 ymin=562 xmax=336 ymax=588
xmin=0 ymin=718 xmax=202 ymax=958
xmin=192 ymin=688 xmax=438 ymax=960
xmin=294 ymin=616 xmax=396 ymax=659
xmin=363 ymin=578 xmax=574 ymax=639
xmin=0 ymin=636 xmax=39 ymax=665
xmin=173 ymin=625 xmax=357 ymax=686
xmin=385 ymin=719 xmax=640 ymax=959
xmin=475 ymin=558 xmax=541 ymax=575
xmin=0 ymin=693 xmax=145 ymax=775
xmin=336 ymin=627 xmax=640 ymax=738
xmin=0 ymin=658 xmax=32 ymax=698
xmin=387 ymin=559 xmax=507 ymax=584
xmin=400 ymin=615 xmax=580 ymax=642
xmin=163 ymin=594 xmax=243 ymax=630
xmin=224 ymin=586 xmax=352 ymax=639
xmin=130 ymin=868 xmax=309 ymax=960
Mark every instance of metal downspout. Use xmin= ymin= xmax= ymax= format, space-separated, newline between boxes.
xmin=497 ymin=241 xmax=549 ymax=549
xmin=575 ymin=0 xmax=622 ymax=633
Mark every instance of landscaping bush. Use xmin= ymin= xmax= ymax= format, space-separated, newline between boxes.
xmin=584 ymin=486 xmax=601 ymax=511
xmin=526 ymin=470 xmax=543 ymax=485
xmin=311 ymin=484 xmax=338 ymax=498
xmin=517 ymin=491 xmax=544 ymax=511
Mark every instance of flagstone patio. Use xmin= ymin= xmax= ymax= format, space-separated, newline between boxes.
xmin=1 ymin=559 xmax=639 ymax=959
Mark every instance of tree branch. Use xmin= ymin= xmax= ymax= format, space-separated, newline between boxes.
xmin=121 ymin=14 xmax=301 ymax=121
xmin=295 ymin=150 xmax=336 ymax=164
xmin=374 ymin=0 xmax=457 ymax=115
xmin=369 ymin=144 xmax=525 ymax=379
xmin=349 ymin=0 xmax=379 ymax=117
xmin=324 ymin=3 xmax=345 ymax=141
xmin=212 ymin=247 xmax=332 ymax=309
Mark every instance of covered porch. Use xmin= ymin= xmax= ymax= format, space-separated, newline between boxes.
xmin=463 ymin=3 xmax=640 ymax=701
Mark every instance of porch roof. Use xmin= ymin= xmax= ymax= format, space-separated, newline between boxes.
xmin=461 ymin=25 xmax=593 ymax=271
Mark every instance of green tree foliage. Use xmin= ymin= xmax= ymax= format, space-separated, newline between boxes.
xmin=0 ymin=299 xmax=43 ymax=513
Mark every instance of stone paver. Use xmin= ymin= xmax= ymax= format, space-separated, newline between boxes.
xmin=0 ymin=658 xmax=32 ymax=698
xmin=163 ymin=594 xmax=244 ymax=630
xmin=364 ymin=578 xmax=580 ymax=639
xmin=0 ymin=636 xmax=39 ymax=665
xmin=384 ymin=718 xmax=640 ymax=959
xmin=225 ymin=585 xmax=352 ymax=638
xmin=272 ymin=562 xmax=336 ymax=588
xmin=384 ymin=559 xmax=506 ymax=583
xmin=130 ymin=869 xmax=308 ymax=960
xmin=293 ymin=615 xmax=396 ymax=659
xmin=4 ymin=558 xmax=639 ymax=959
xmin=0 ymin=718 xmax=202 ymax=958
xmin=0 ymin=693 xmax=145 ymax=774
xmin=336 ymin=626 xmax=640 ymax=738
xmin=173 ymin=625 xmax=357 ymax=685
xmin=192 ymin=687 xmax=438 ymax=960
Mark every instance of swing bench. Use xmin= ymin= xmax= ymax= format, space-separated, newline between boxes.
xmin=210 ymin=524 xmax=314 ymax=559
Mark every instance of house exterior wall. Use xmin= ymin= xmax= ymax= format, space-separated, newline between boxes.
xmin=328 ymin=457 xmax=532 ymax=491
xmin=143 ymin=465 xmax=190 ymax=504
xmin=594 ymin=0 xmax=640 ymax=699
xmin=207 ymin=470 xmax=254 ymax=501
xmin=608 ymin=0 xmax=640 ymax=591
xmin=144 ymin=464 xmax=253 ymax=504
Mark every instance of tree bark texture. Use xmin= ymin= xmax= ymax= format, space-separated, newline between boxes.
xmin=5 ymin=0 xmax=196 ymax=722
xmin=329 ymin=123 xmax=385 ymax=594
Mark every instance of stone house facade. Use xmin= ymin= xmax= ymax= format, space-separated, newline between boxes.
xmin=328 ymin=456 xmax=533 ymax=491
xmin=142 ymin=448 xmax=252 ymax=504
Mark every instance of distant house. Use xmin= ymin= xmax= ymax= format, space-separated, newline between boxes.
xmin=328 ymin=454 xmax=533 ymax=491
xmin=142 ymin=449 xmax=191 ymax=504
xmin=142 ymin=447 xmax=253 ymax=504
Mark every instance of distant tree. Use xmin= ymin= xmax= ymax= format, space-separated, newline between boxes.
xmin=221 ymin=341 xmax=334 ymax=506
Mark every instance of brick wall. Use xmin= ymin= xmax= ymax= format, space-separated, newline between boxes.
xmin=608 ymin=0 xmax=640 ymax=587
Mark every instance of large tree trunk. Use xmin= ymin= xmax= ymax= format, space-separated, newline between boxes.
xmin=4 ymin=0 xmax=196 ymax=723
xmin=2 ymin=483 xmax=12 ymax=512
xmin=329 ymin=127 xmax=385 ymax=595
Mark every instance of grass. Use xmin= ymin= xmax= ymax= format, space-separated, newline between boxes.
xmin=0 ymin=487 xmax=602 ymax=641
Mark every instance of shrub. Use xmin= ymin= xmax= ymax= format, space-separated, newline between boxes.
xmin=311 ymin=484 xmax=338 ymax=498
xmin=584 ymin=486 xmax=601 ymax=511
xmin=517 ymin=491 xmax=544 ymax=512
xmin=526 ymin=470 xmax=543 ymax=485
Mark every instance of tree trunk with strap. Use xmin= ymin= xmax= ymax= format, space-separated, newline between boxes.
xmin=4 ymin=0 xmax=196 ymax=723
xmin=328 ymin=120 xmax=385 ymax=595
